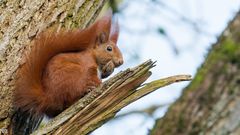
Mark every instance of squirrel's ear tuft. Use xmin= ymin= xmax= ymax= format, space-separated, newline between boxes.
xmin=96 ymin=32 xmax=107 ymax=45
xmin=95 ymin=9 xmax=113 ymax=39
xmin=110 ymin=18 xmax=119 ymax=44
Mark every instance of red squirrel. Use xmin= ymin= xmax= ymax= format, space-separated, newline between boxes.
xmin=13 ymin=11 xmax=123 ymax=120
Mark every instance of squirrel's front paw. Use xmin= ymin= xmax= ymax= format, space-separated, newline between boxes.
xmin=101 ymin=61 xmax=115 ymax=79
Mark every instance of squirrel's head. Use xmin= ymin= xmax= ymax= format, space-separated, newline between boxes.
xmin=92 ymin=11 xmax=123 ymax=71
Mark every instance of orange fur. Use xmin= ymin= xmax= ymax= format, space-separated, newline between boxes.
xmin=14 ymin=12 xmax=123 ymax=118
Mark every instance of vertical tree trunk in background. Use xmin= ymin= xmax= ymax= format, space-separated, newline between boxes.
xmin=0 ymin=0 xmax=106 ymax=130
xmin=151 ymin=12 xmax=240 ymax=135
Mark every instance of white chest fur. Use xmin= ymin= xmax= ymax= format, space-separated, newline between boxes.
xmin=97 ymin=67 xmax=102 ymax=79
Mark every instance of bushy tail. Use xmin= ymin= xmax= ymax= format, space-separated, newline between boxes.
xmin=12 ymin=29 xmax=96 ymax=134
xmin=11 ymin=29 xmax=94 ymax=134
xmin=11 ymin=109 xmax=43 ymax=135
xmin=12 ymin=29 xmax=95 ymax=134
xmin=13 ymin=26 xmax=99 ymax=111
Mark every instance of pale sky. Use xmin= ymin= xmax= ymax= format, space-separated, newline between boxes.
xmin=93 ymin=0 xmax=240 ymax=135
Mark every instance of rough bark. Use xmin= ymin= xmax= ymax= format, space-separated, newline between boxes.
xmin=0 ymin=0 xmax=106 ymax=130
xmin=150 ymin=11 xmax=240 ymax=135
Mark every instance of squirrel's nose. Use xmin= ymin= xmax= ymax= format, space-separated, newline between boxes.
xmin=118 ymin=59 xmax=123 ymax=65
xmin=114 ymin=59 xmax=123 ymax=67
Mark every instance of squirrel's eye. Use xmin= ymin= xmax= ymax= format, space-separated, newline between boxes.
xmin=106 ymin=46 xmax=112 ymax=52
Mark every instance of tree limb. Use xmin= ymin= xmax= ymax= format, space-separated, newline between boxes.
xmin=113 ymin=104 xmax=169 ymax=121
xmin=32 ymin=60 xmax=191 ymax=135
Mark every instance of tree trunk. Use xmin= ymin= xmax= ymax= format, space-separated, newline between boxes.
xmin=150 ymin=11 xmax=240 ymax=135
xmin=0 ymin=0 xmax=106 ymax=131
